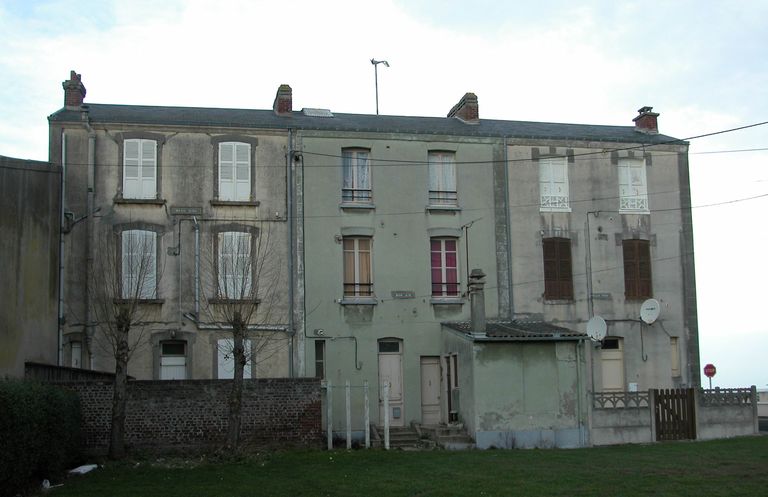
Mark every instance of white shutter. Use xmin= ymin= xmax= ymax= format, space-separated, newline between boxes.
xmin=123 ymin=140 xmax=140 ymax=198
xmin=219 ymin=232 xmax=251 ymax=297
xmin=540 ymin=157 xmax=568 ymax=209
xmin=140 ymin=140 xmax=157 ymax=199
xmin=219 ymin=142 xmax=250 ymax=201
xmin=123 ymin=139 xmax=156 ymax=199
xmin=234 ymin=143 xmax=250 ymax=201
xmin=122 ymin=230 xmax=156 ymax=299
xmin=619 ymin=159 xmax=648 ymax=211
xmin=217 ymin=338 xmax=252 ymax=379
xmin=160 ymin=356 xmax=186 ymax=380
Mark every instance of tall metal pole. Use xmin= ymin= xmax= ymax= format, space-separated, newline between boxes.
xmin=374 ymin=63 xmax=379 ymax=115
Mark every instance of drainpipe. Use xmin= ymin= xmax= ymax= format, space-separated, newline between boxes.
xmin=57 ymin=130 xmax=67 ymax=365
xmin=83 ymin=116 xmax=96 ymax=369
xmin=503 ymin=137 xmax=514 ymax=318
xmin=194 ymin=217 xmax=200 ymax=319
xmin=287 ymin=129 xmax=295 ymax=378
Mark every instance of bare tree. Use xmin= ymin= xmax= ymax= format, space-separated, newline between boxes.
xmin=88 ymin=227 xmax=162 ymax=459
xmin=199 ymin=222 xmax=288 ymax=451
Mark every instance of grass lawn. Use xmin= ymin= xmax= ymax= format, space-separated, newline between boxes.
xmin=51 ymin=436 xmax=767 ymax=497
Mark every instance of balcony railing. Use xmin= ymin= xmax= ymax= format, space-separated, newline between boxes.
xmin=342 ymin=188 xmax=372 ymax=203
xmin=428 ymin=190 xmax=458 ymax=206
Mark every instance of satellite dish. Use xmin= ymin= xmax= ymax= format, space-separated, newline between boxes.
xmin=640 ymin=298 xmax=661 ymax=324
xmin=586 ymin=316 xmax=607 ymax=341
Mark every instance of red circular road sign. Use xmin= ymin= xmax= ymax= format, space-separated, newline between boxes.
xmin=704 ymin=363 xmax=716 ymax=378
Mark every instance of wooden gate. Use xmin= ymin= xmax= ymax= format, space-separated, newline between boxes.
xmin=654 ymin=388 xmax=696 ymax=441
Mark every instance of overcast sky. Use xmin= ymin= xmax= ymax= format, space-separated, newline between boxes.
xmin=1 ymin=0 xmax=766 ymax=388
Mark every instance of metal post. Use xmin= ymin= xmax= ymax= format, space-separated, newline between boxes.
xmin=374 ymin=63 xmax=379 ymax=115
xmin=364 ymin=380 xmax=370 ymax=448
xmin=327 ymin=380 xmax=333 ymax=450
xmin=345 ymin=380 xmax=352 ymax=449
xmin=383 ymin=382 xmax=390 ymax=450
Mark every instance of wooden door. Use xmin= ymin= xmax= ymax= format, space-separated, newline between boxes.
xmin=420 ymin=356 xmax=441 ymax=426
xmin=378 ymin=340 xmax=404 ymax=427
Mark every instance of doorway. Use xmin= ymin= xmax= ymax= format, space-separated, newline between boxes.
xmin=378 ymin=339 xmax=404 ymax=427
xmin=420 ymin=356 xmax=441 ymax=426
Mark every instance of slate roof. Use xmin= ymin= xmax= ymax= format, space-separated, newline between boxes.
xmin=49 ymin=104 xmax=683 ymax=145
xmin=443 ymin=319 xmax=586 ymax=342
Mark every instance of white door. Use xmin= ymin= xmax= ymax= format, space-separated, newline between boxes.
xmin=601 ymin=337 xmax=625 ymax=391
xmin=378 ymin=339 xmax=404 ymax=427
xmin=420 ymin=356 xmax=441 ymax=426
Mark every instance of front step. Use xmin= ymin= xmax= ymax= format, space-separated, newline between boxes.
xmin=372 ymin=426 xmax=425 ymax=449
xmin=416 ymin=423 xmax=475 ymax=450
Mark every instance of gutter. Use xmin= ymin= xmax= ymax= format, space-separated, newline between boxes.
xmin=57 ymin=131 xmax=66 ymax=365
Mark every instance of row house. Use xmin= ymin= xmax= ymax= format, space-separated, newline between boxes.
xmin=49 ymin=72 xmax=699 ymax=448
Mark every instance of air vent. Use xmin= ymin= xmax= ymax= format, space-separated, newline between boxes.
xmin=302 ymin=108 xmax=334 ymax=118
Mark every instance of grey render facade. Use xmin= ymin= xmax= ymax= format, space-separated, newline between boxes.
xmin=48 ymin=72 xmax=699 ymax=447
xmin=0 ymin=156 xmax=61 ymax=377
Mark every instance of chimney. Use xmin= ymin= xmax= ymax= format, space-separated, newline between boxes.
xmin=273 ymin=84 xmax=292 ymax=117
xmin=633 ymin=106 xmax=659 ymax=134
xmin=447 ymin=92 xmax=479 ymax=124
xmin=469 ymin=268 xmax=487 ymax=335
xmin=62 ymin=70 xmax=86 ymax=109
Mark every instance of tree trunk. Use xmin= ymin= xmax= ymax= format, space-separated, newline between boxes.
xmin=226 ymin=314 xmax=246 ymax=451
xmin=109 ymin=321 xmax=130 ymax=459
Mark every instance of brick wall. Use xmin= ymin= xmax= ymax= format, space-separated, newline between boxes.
xmin=60 ymin=378 xmax=322 ymax=453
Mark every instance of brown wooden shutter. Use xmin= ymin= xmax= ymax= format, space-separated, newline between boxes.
xmin=543 ymin=237 xmax=573 ymax=299
xmin=623 ymin=239 xmax=652 ymax=299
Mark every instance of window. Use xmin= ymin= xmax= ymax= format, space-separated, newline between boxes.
xmin=343 ymin=237 xmax=372 ymax=296
xmin=430 ymin=238 xmax=459 ymax=297
xmin=619 ymin=159 xmax=649 ymax=212
xmin=218 ymin=142 xmax=251 ymax=201
xmin=123 ymin=139 xmax=157 ymax=199
xmin=315 ymin=340 xmax=326 ymax=379
xmin=342 ymin=148 xmax=371 ymax=203
xmin=217 ymin=338 xmax=252 ymax=379
xmin=428 ymin=151 xmax=457 ymax=206
xmin=670 ymin=337 xmax=681 ymax=377
xmin=121 ymin=229 xmax=157 ymax=299
xmin=542 ymin=237 xmax=573 ymax=300
xmin=218 ymin=231 xmax=252 ymax=299
xmin=160 ymin=341 xmax=186 ymax=380
xmin=623 ymin=239 xmax=652 ymax=299
xmin=539 ymin=157 xmax=569 ymax=210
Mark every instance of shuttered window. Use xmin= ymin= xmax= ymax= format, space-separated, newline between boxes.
xmin=218 ymin=231 xmax=252 ymax=299
xmin=217 ymin=338 xmax=252 ymax=379
xmin=123 ymin=139 xmax=157 ymax=199
xmin=623 ymin=239 xmax=652 ymax=299
xmin=219 ymin=142 xmax=251 ymax=201
xmin=542 ymin=237 xmax=573 ymax=300
xmin=539 ymin=157 xmax=569 ymax=210
xmin=618 ymin=159 xmax=649 ymax=212
xmin=121 ymin=229 xmax=157 ymax=299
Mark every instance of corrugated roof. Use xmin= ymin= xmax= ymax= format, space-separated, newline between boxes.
xmin=443 ymin=319 xmax=586 ymax=341
xmin=49 ymin=104 xmax=683 ymax=144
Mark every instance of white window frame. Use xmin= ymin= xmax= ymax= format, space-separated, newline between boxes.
xmin=539 ymin=157 xmax=570 ymax=211
xmin=218 ymin=142 xmax=251 ymax=201
xmin=343 ymin=236 xmax=373 ymax=297
xmin=618 ymin=158 xmax=649 ymax=213
xmin=428 ymin=151 xmax=458 ymax=206
xmin=70 ymin=341 xmax=82 ymax=369
xmin=430 ymin=237 xmax=460 ymax=297
xmin=217 ymin=231 xmax=252 ymax=299
xmin=342 ymin=148 xmax=372 ymax=203
xmin=217 ymin=338 xmax=252 ymax=379
xmin=121 ymin=229 xmax=157 ymax=299
xmin=160 ymin=341 xmax=187 ymax=380
xmin=123 ymin=139 xmax=157 ymax=199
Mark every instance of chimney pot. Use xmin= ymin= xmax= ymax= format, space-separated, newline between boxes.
xmin=633 ymin=106 xmax=659 ymax=134
xmin=469 ymin=268 xmax=487 ymax=334
xmin=62 ymin=70 xmax=86 ymax=109
xmin=273 ymin=84 xmax=292 ymax=117
xmin=447 ymin=92 xmax=479 ymax=124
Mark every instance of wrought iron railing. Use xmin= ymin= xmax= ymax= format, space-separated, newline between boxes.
xmin=344 ymin=282 xmax=373 ymax=297
xmin=428 ymin=190 xmax=458 ymax=206
xmin=342 ymin=188 xmax=372 ymax=203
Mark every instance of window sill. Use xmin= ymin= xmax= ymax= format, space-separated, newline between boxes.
xmin=210 ymin=200 xmax=260 ymax=207
xmin=543 ymin=299 xmax=574 ymax=305
xmin=114 ymin=198 xmax=166 ymax=206
xmin=430 ymin=297 xmax=465 ymax=305
xmin=539 ymin=207 xmax=572 ymax=213
xmin=619 ymin=209 xmax=650 ymax=215
xmin=113 ymin=298 xmax=164 ymax=305
xmin=339 ymin=297 xmax=378 ymax=305
xmin=208 ymin=298 xmax=261 ymax=304
xmin=426 ymin=204 xmax=461 ymax=213
xmin=340 ymin=202 xmax=375 ymax=210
